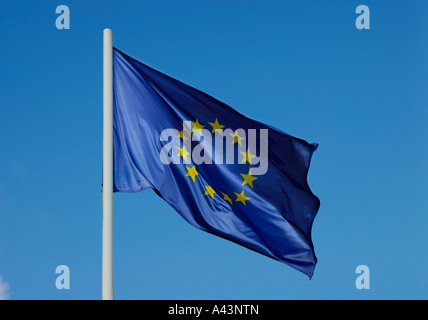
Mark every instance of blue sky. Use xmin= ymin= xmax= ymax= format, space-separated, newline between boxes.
xmin=0 ymin=0 xmax=427 ymax=299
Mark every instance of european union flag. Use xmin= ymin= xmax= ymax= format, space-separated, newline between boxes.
xmin=113 ymin=48 xmax=320 ymax=278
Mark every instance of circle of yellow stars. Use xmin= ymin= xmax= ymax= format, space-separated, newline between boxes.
xmin=175 ymin=118 xmax=258 ymax=206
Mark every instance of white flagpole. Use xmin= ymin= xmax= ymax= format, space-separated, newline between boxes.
xmin=102 ymin=28 xmax=114 ymax=300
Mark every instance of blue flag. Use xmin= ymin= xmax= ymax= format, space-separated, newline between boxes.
xmin=112 ymin=48 xmax=320 ymax=278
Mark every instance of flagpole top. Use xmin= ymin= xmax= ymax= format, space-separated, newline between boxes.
xmin=104 ymin=28 xmax=112 ymax=37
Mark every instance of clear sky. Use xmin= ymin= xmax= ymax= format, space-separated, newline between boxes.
xmin=0 ymin=0 xmax=427 ymax=300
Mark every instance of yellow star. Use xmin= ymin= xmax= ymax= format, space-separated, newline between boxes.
xmin=240 ymin=169 xmax=257 ymax=188
xmin=204 ymin=185 xmax=216 ymax=199
xmin=185 ymin=165 xmax=199 ymax=182
xmin=234 ymin=189 xmax=251 ymax=206
xmin=176 ymin=129 xmax=188 ymax=142
xmin=240 ymin=148 xmax=256 ymax=165
xmin=176 ymin=145 xmax=190 ymax=162
xmin=229 ymin=131 xmax=244 ymax=147
xmin=208 ymin=118 xmax=225 ymax=134
xmin=220 ymin=192 xmax=233 ymax=205
xmin=191 ymin=119 xmax=205 ymax=135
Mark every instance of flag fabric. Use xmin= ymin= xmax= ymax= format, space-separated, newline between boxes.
xmin=112 ymin=48 xmax=320 ymax=278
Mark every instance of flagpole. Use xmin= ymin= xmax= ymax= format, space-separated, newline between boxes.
xmin=102 ymin=28 xmax=114 ymax=300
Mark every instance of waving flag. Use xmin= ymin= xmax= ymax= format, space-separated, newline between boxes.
xmin=112 ymin=47 xmax=320 ymax=278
